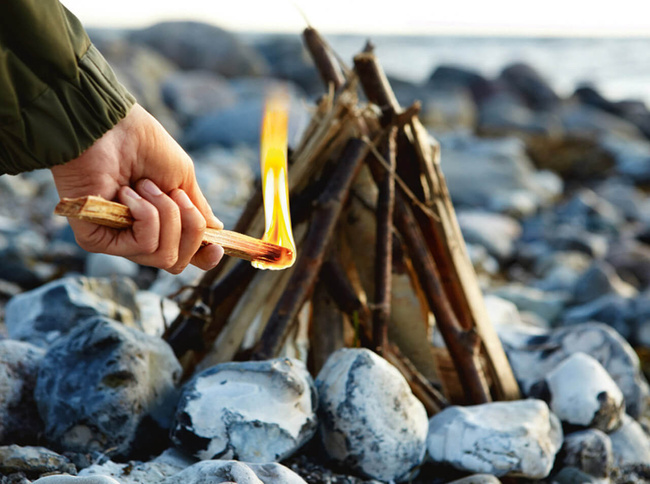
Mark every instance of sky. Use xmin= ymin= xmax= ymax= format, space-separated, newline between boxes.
xmin=61 ymin=0 xmax=650 ymax=37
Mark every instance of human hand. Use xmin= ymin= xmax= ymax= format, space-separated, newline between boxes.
xmin=51 ymin=104 xmax=224 ymax=273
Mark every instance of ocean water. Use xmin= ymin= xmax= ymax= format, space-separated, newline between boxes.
xmin=272 ymin=34 xmax=650 ymax=105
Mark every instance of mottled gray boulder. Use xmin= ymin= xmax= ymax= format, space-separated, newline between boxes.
xmin=456 ymin=210 xmax=521 ymax=261
xmin=499 ymin=322 xmax=649 ymax=418
xmin=602 ymin=133 xmax=650 ymax=183
xmin=80 ymin=448 xmax=194 ymax=484
xmin=35 ymin=317 xmax=181 ymax=458
xmin=162 ymin=70 xmax=236 ymax=122
xmin=499 ymin=62 xmax=560 ymax=111
xmin=572 ymin=261 xmax=637 ymax=305
xmin=438 ymin=132 xmax=562 ymax=214
xmin=161 ymin=460 xmax=307 ymax=484
xmin=551 ymin=467 xmax=603 ymax=484
xmin=171 ymin=358 xmax=317 ymax=462
xmin=427 ymin=400 xmax=562 ymax=479
xmin=5 ymin=276 xmax=139 ymax=347
xmin=129 ymin=22 xmax=268 ymax=78
xmin=427 ymin=65 xmax=492 ymax=103
xmin=33 ymin=476 xmax=120 ymax=484
xmin=490 ymin=284 xmax=569 ymax=324
xmin=560 ymin=430 xmax=612 ymax=479
xmin=560 ymin=103 xmax=643 ymax=139
xmin=562 ymin=294 xmax=634 ymax=340
xmin=609 ymin=414 xmax=650 ymax=467
xmin=531 ymin=353 xmax=624 ymax=432
xmin=315 ymin=348 xmax=428 ymax=482
xmin=135 ymin=291 xmax=180 ymax=339
xmin=477 ymin=91 xmax=557 ymax=138
xmin=0 ymin=340 xmax=44 ymax=444
xmin=0 ymin=445 xmax=75 ymax=479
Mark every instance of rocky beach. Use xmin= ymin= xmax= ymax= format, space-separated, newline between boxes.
xmin=2 ymin=22 xmax=650 ymax=484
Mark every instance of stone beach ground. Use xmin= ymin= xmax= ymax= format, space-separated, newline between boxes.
xmin=2 ymin=21 xmax=650 ymax=484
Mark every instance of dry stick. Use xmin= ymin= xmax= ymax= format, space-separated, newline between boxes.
xmin=354 ymin=49 xmax=520 ymax=402
xmin=393 ymin=194 xmax=490 ymax=404
xmin=251 ymin=138 xmax=370 ymax=360
xmin=303 ymin=27 xmax=346 ymax=91
xmin=372 ymin=126 xmax=397 ymax=355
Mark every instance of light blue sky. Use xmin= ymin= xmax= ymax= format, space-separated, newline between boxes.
xmin=62 ymin=0 xmax=650 ymax=36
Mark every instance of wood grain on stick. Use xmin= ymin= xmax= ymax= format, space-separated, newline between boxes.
xmin=55 ymin=195 xmax=291 ymax=265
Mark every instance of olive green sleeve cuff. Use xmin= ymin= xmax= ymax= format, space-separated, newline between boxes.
xmin=0 ymin=44 xmax=135 ymax=175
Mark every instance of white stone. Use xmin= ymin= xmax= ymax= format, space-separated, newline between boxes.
xmin=85 ymin=253 xmax=139 ymax=279
xmin=457 ymin=210 xmax=522 ymax=261
xmin=171 ymin=358 xmax=317 ymax=462
xmin=135 ymin=290 xmax=180 ymax=337
xmin=33 ymin=476 xmax=121 ymax=484
xmin=544 ymin=353 xmax=624 ymax=431
xmin=609 ymin=414 xmax=650 ymax=466
xmin=426 ymin=399 xmax=562 ymax=479
xmin=162 ymin=460 xmax=262 ymax=484
xmin=316 ymin=348 xmax=428 ymax=483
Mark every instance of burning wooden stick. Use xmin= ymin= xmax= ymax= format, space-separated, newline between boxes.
xmin=54 ymin=195 xmax=293 ymax=266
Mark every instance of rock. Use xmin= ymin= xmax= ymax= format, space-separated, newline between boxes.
xmin=560 ymin=103 xmax=644 ymax=140
xmin=0 ymin=340 xmax=45 ymax=445
xmin=545 ymin=226 xmax=609 ymax=259
xmin=456 ymin=210 xmax=522 ymax=262
xmin=551 ymin=467 xmax=604 ymax=484
xmin=148 ymin=264 xmax=204 ymax=298
xmin=426 ymin=399 xmax=562 ymax=479
xmin=438 ymin=132 xmax=562 ymax=214
xmin=182 ymin=80 xmax=309 ymax=150
xmin=0 ymin=445 xmax=76 ymax=479
xmin=427 ymin=65 xmax=492 ymax=103
xmin=171 ymin=358 xmax=317 ymax=462
xmin=80 ymin=448 xmax=195 ymax=483
xmin=0 ymin=227 xmax=53 ymax=288
xmin=532 ymin=353 xmax=624 ymax=432
xmin=533 ymin=250 xmax=592 ymax=293
xmin=499 ymin=62 xmax=561 ymax=111
xmin=253 ymin=34 xmax=321 ymax=97
xmin=595 ymin=177 xmax=650 ymax=223
xmin=609 ymin=414 xmax=650 ymax=467
xmin=35 ymin=316 xmax=181 ymax=458
xmin=33 ymin=477 xmax=120 ymax=484
xmin=160 ymin=459 xmax=307 ymax=484
xmin=85 ymin=254 xmax=139 ymax=279
xmin=162 ymin=70 xmax=237 ymax=123
xmin=477 ymin=91 xmax=557 ymax=137
xmin=572 ymin=261 xmax=637 ymax=305
xmin=499 ymin=322 xmax=650 ymax=419
xmin=315 ymin=348 xmax=428 ymax=482
xmin=5 ymin=276 xmax=140 ymax=348
xmin=601 ymin=133 xmax=650 ymax=184
xmin=561 ymin=294 xmax=633 ymax=341
xmin=447 ymin=475 xmax=501 ymax=484
xmin=135 ymin=291 xmax=180 ymax=338
xmin=555 ymin=189 xmax=624 ymax=235
xmin=489 ymin=284 xmax=568 ymax=324
xmin=560 ymin=429 xmax=613 ymax=479
xmin=606 ymin=239 xmax=650 ymax=289
xmin=129 ymin=22 xmax=268 ymax=78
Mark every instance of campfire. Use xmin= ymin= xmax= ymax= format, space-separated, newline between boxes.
xmin=140 ymin=28 xmax=522 ymax=413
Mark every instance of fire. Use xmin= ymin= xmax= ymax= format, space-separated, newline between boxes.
xmin=251 ymin=91 xmax=297 ymax=270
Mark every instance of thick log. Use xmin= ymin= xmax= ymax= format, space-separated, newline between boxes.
xmin=251 ymin=138 xmax=370 ymax=360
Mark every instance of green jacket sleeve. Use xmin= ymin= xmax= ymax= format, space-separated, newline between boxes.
xmin=0 ymin=0 xmax=135 ymax=175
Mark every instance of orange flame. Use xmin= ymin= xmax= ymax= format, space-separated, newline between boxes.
xmin=251 ymin=91 xmax=296 ymax=270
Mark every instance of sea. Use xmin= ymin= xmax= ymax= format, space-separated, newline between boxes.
xmin=249 ymin=33 xmax=650 ymax=105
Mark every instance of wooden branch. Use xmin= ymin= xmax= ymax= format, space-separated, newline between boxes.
xmin=303 ymin=27 xmax=346 ymax=91
xmin=393 ymin=193 xmax=491 ymax=404
xmin=372 ymin=127 xmax=397 ymax=355
xmin=55 ymin=196 xmax=291 ymax=266
xmin=251 ymin=138 xmax=370 ymax=360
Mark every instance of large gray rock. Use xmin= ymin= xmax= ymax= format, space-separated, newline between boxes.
xmin=532 ymin=353 xmax=624 ymax=432
xmin=438 ymin=133 xmax=562 ymax=215
xmin=609 ymin=414 xmax=650 ymax=467
xmin=572 ymin=261 xmax=637 ymax=305
xmin=0 ymin=445 xmax=76 ymax=479
xmin=499 ymin=62 xmax=560 ymax=111
xmin=498 ymin=323 xmax=650 ymax=419
xmin=490 ymin=284 xmax=569 ymax=324
xmin=602 ymin=133 xmax=650 ymax=183
xmin=456 ymin=210 xmax=522 ymax=261
xmin=5 ymin=277 xmax=139 ymax=348
xmin=0 ymin=340 xmax=44 ymax=444
xmin=129 ymin=22 xmax=268 ymax=78
xmin=426 ymin=399 xmax=562 ymax=479
xmin=160 ymin=460 xmax=307 ymax=484
xmin=560 ymin=429 xmax=613 ymax=479
xmin=315 ymin=348 xmax=428 ymax=483
xmin=33 ymin=476 xmax=120 ymax=484
xmin=35 ymin=317 xmax=181 ymax=458
xmin=85 ymin=254 xmax=139 ymax=280
xmin=561 ymin=294 xmax=634 ymax=340
xmin=171 ymin=358 xmax=317 ymax=462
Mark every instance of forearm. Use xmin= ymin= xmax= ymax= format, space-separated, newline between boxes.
xmin=0 ymin=0 xmax=135 ymax=175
